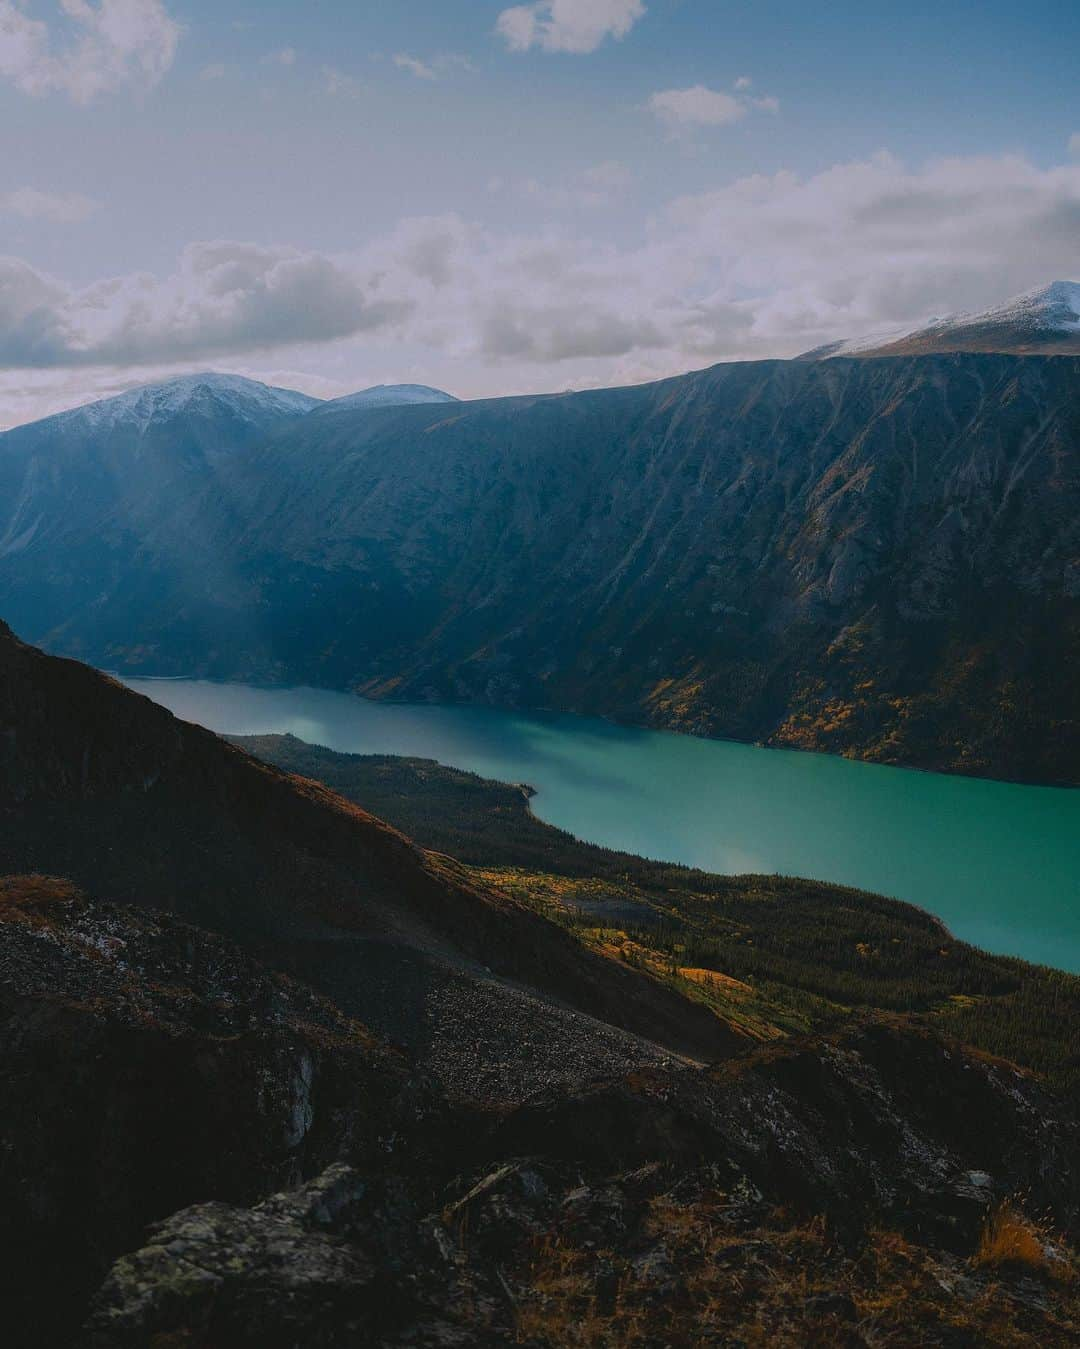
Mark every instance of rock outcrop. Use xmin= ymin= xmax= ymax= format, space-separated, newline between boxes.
xmin=82 ymin=1019 xmax=1080 ymax=1348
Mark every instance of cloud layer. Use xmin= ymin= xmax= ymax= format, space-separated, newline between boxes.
xmin=0 ymin=0 xmax=180 ymax=102
xmin=496 ymin=0 xmax=645 ymax=54
xmin=1 ymin=152 xmax=1079 ymax=397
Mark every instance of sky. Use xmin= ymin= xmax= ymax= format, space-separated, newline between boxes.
xmin=0 ymin=0 xmax=1079 ymax=426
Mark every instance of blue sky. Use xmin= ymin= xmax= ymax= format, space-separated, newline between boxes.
xmin=0 ymin=0 xmax=1078 ymax=424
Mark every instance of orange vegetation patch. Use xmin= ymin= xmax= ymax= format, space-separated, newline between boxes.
xmin=678 ymin=967 xmax=753 ymax=996
xmin=0 ymin=873 xmax=83 ymax=919
xmin=973 ymin=1204 xmax=1054 ymax=1275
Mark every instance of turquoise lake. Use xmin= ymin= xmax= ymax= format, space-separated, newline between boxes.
xmin=125 ymin=678 xmax=1080 ymax=973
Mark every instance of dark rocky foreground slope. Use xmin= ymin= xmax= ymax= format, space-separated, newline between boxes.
xmin=3 ymin=354 xmax=1078 ymax=781
xmin=2 ymin=627 xmax=1080 ymax=1345
xmin=4 ymin=880 xmax=1080 ymax=1347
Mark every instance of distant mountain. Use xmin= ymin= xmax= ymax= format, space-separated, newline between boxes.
xmin=48 ymin=371 xmax=322 ymax=431
xmin=803 ymin=280 xmax=1080 ymax=358
xmin=2 ymin=354 xmax=1078 ymax=782
xmin=317 ymin=383 xmax=459 ymax=413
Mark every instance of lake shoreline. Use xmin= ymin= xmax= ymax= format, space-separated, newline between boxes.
xmin=112 ymin=669 xmax=1080 ymax=793
xmin=121 ymin=674 xmax=1080 ymax=974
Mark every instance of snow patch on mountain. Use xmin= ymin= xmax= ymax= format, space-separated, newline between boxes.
xmin=970 ymin=280 xmax=1080 ymax=332
xmin=801 ymin=322 xmax=938 ymax=360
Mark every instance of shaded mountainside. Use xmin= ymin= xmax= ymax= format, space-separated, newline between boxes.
xmin=0 ymin=621 xmax=744 ymax=1084
xmin=4 ymin=354 xmax=1078 ymax=782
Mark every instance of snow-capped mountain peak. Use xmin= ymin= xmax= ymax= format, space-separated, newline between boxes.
xmin=51 ymin=372 xmax=322 ymax=433
xmin=802 ymin=280 xmax=1080 ymax=360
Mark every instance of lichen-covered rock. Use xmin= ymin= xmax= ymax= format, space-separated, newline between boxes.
xmin=84 ymin=1165 xmax=512 ymax=1349
xmin=77 ymin=1015 xmax=1080 ymax=1349
xmin=84 ymin=1168 xmax=380 ymax=1348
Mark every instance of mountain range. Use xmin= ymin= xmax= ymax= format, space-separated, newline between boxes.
xmin=0 ymin=282 xmax=1078 ymax=783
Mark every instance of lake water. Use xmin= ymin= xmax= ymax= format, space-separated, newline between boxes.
xmin=125 ymin=678 xmax=1080 ymax=973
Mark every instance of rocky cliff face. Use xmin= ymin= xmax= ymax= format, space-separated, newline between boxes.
xmin=3 ymin=354 xmax=1077 ymax=782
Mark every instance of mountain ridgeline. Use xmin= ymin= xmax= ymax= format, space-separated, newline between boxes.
xmin=1 ymin=353 xmax=1078 ymax=782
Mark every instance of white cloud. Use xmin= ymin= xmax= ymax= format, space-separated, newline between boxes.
xmin=734 ymin=75 xmax=752 ymax=90
xmin=496 ymin=0 xmax=644 ymax=54
xmin=648 ymin=82 xmax=779 ymax=129
xmin=0 ymin=0 xmax=180 ymax=103
xmin=263 ymin=46 xmax=296 ymax=67
xmin=0 ymin=241 xmax=412 ymax=368
xmin=649 ymin=85 xmax=744 ymax=127
xmin=0 ymin=186 xmax=100 ymax=221
xmin=661 ymin=151 xmax=1080 ymax=351
xmin=198 ymin=61 xmax=225 ymax=81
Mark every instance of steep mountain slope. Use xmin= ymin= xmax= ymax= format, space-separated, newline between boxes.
xmin=3 ymin=353 xmax=1078 ymax=781
xmin=219 ymin=353 xmax=1080 ymax=783
xmin=0 ymin=621 xmax=742 ymax=1085
xmin=805 ymin=281 xmax=1080 ymax=358
xmin=317 ymin=382 xmax=458 ymax=413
